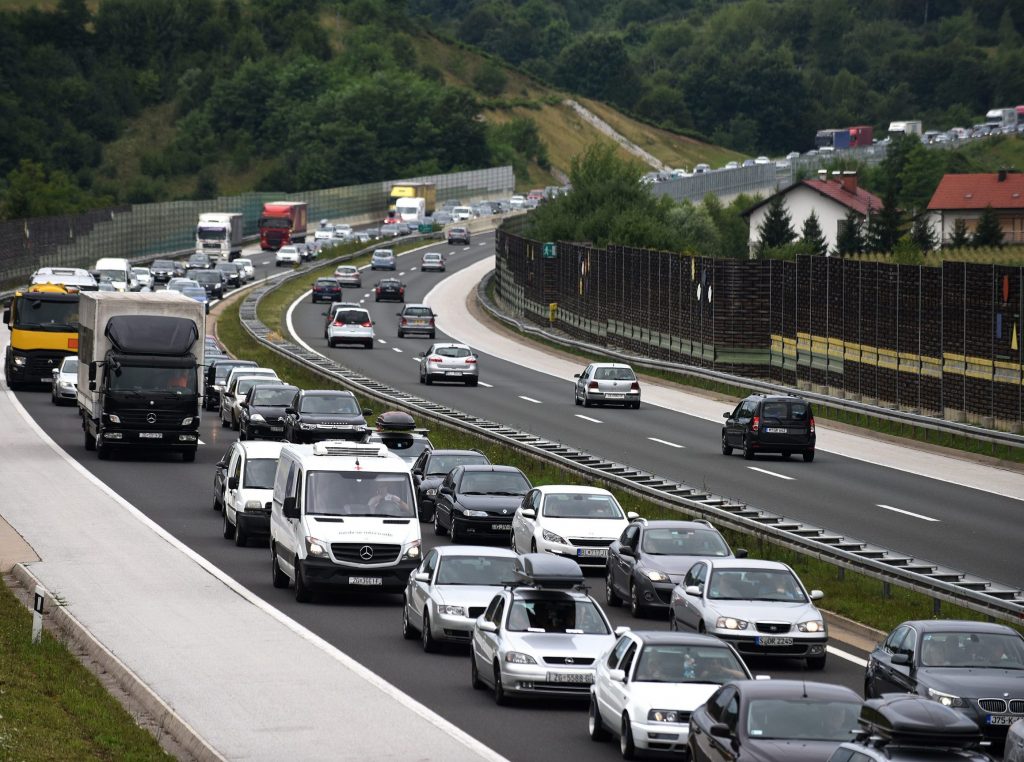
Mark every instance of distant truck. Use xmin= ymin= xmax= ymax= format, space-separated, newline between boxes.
xmin=985 ymin=108 xmax=1019 ymax=130
xmin=77 ymin=291 xmax=205 ymax=462
xmin=887 ymin=120 xmax=923 ymax=137
xmin=196 ymin=213 xmax=244 ymax=261
xmin=388 ymin=183 xmax=436 ymax=219
xmin=814 ymin=125 xmax=874 ymax=149
xmin=394 ymin=197 xmax=426 ymax=223
xmin=3 ymin=284 xmax=80 ymax=389
xmin=259 ymin=201 xmax=308 ymax=251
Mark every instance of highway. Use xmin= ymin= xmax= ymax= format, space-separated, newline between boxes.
xmin=13 ymin=233 xmax=1020 ymax=760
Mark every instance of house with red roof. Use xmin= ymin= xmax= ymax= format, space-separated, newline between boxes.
xmin=926 ymin=171 xmax=1024 ymax=245
xmin=742 ymin=171 xmax=882 ymax=254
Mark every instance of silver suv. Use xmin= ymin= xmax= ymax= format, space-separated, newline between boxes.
xmin=326 ymin=306 xmax=375 ymax=349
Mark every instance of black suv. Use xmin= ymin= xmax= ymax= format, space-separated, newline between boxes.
xmin=411 ymin=448 xmax=491 ymax=522
xmin=722 ymin=393 xmax=815 ymax=461
xmin=282 ymin=390 xmax=372 ymax=444
xmin=374 ymin=278 xmax=405 ymax=302
xmin=192 ymin=269 xmax=225 ymax=298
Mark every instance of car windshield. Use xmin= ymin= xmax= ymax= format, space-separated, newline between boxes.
xmin=435 ymin=556 xmax=517 ymax=586
xmin=300 ymin=395 xmax=360 ymax=414
xmin=97 ymin=269 xmax=125 ymax=282
xmin=594 ymin=367 xmax=635 ymax=381
xmin=305 ymin=472 xmax=414 ymax=518
xmin=425 ymin=454 xmax=489 ymax=476
xmin=108 ymin=365 xmax=196 ymax=394
xmin=251 ymin=387 xmax=294 ymax=406
xmin=404 ymin=307 xmax=431 ymax=317
xmin=236 ymin=378 xmax=276 ymax=397
xmin=197 ymin=227 xmax=226 ymax=239
xmin=62 ymin=358 xmax=79 ymax=373
xmin=506 ymin=597 xmax=608 ymax=634
xmin=434 ymin=346 xmax=471 ymax=358
xmin=459 ymin=471 xmax=530 ymax=495
xmin=153 ymin=260 xmax=174 ymax=269
xmin=633 ymin=644 xmax=749 ymax=683
xmin=746 ymin=699 xmax=861 ymax=741
xmin=215 ymin=364 xmax=253 ymax=384
xmin=132 ymin=268 xmax=149 ymax=276
xmin=332 ymin=310 xmax=370 ymax=325
xmin=707 ymin=569 xmax=806 ymax=602
xmin=542 ymin=493 xmax=624 ymax=519
xmin=182 ymin=288 xmax=207 ymax=299
xmin=244 ymin=459 xmax=277 ymax=490
xmin=642 ymin=528 xmax=730 ymax=556
xmin=919 ymin=632 xmax=1024 ymax=668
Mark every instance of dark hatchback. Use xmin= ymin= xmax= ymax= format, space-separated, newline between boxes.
xmin=411 ymin=448 xmax=491 ymax=522
xmin=282 ymin=389 xmax=372 ymax=444
xmin=151 ymin=259 xmax=183 ymax=283
xmin=375 ymin=278 xmax=405 ymax=302
xmin=311 ymin=277 xmax=342 ymax=303
xmin=214 ymin=262 xmax=241 ymax=288
xmin=192 ymin=269 xmax=225 ymax=298
xmin=432 ymin=465 xmax=531 ymax=543
xmin=865 ymin=619 xmax=1024 ymax=749
xmin=239 ymin=383 xmax=298 ymax=440
xmin=204 ymin=359 xmax=257 ymax=411
xmin=722 ymin=394 xmax=815 ymax=462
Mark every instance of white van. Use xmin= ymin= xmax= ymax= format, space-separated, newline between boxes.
xmin=270 ymin=441 xmax=421 ymax=602
xmin=451 ymin=206 xmax=474 ymax=221
xmin=93 ymin=257 xmax=133 ymax=292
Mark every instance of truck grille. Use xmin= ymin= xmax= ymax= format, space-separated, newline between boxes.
xmin=116 ymin=410 xmax=186 ymax=427
xmin=24 ymin=354 xmax=64 ymax=377
xmin=330 ymin=543 xmax=400 ymax=564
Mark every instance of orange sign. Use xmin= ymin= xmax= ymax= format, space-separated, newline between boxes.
xmin=68 ymin=337 xmax=78 ymax=350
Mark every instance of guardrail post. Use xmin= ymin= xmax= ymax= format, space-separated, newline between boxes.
xmin=882 ymin=581 xmax=891 ymax=599
xmin=836 ymin=567 xmax=845 ymax=581
xmin=933 ymin=598 xmax=941 ymax=617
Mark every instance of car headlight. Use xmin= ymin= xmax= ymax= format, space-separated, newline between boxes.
xmin=797 ymin=619 xmax=824 ymax=633
xmin=59 ymin=380 xmax=75 ymax=388
xmin=648 ymin=709 xmax=686 ymax=723
xmin=107 ymin=413 xmax=121 ymax=424
xmin=645 ymin=570 xmax=670 ymax=582
xmin=542 ymin=529 xmax=567 ymax=545
xmin=305 ymin=536 xmax=329 ymax=558
xmin=249 ymin=413 xmax=266 ymax=423
xmin=504 ymin=651 xmax=537 ymax=665
xmin=437 ymin=604 xmax=466 ymax=617
xmin=181 ymin=417 xmax=193 ymax=426
xmin=927 ymin=688 xmax=966 ymax=708
xmin=402 ymin=542 xmax=421 ymax=561
xmin=463 ymin=509 xmax=487 ymax=517
xmin=425 ymin=488 xmax=437 ymax=497
xmin=299 ymin=423 xmax=315 ymax=430
xmin=243 ymin=500 xmax=263 ymax=512
xmin=715 ymin=616 xmax=749 ymax=630
xmin=13 ymin=356 xmax=26 ymax=367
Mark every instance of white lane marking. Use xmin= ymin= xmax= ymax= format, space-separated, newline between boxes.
xmin=399 ymin=271 xmax=406 ymax=276
xmin=392 ymin=347 xmax=403 ymax=353
xmin=575 ymin=414 xmax=602 ymax=423
xmin=477 ymin=242 xmax=487 ymax=246
xmin=518 ymin=395 xmax=542 ymax=404
xmin=198 ymin=440 xmax=206 ymax=445
xmin=747 ymin=466 xmax=794 ymax=481
xmin=877 ymin=504 xmax=939 ymax=522
xmin=828 ymin=645 xmax=868 ymax=667
xmin=648 ymin=437 xmax=685 ymax=449
xmin=377 ymin=339 xmax=387 ymax=345
xmin=478 ymin=381 xmax=493 ymax=388
xmin=462 ymin=246 xmax=470 ymax=251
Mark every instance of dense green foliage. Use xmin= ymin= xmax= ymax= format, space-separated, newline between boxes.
xmin=412 ymin=0 xmax=1024 ymax=154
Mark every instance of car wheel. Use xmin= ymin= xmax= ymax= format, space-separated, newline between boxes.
xmin=222 ymin=509 xmax=234 ymax=540
xmin=327 ymin=338 xmax=335 ymax=348
xmin=466 ymin=378 xmax=478 ymax=387
xmin=365 ymin=340 xmax=373 ymax=350
xmin=271 ymin=545 xmax=289 ymax=589
xmin=531 ymin=539 xmax=538 ymax=554
xmin=864 ymin=678 xmax=873 ymax=698
xmin=697 ymin=621 xmax=706 ymax=634
xmin=620 ymin=714 xmax=636 ymax=760
xmin=743 ymin=436 xmax=755 ymax=460
xmin=668 ymin=614 xmax=678 ymax=631
xmin=781 ymin=452 xmax=792 ymax=460
xmin=575 ymin=390 xmax=582 ymax=406
xmin=629 ymin=581 xmax=645 ymax=618
xmin=604 ymin=571 xmax=622 ymax=608
xmin=96 ymin=436 xmax=111 ymax=460
xmin=807 ymin=653 xmax=827 ymax=670
xmin=449 ymin=516 xmax=459 ymax=543
xmin=294 ymin=560 xmax=312 ymax=603
xmin=721 ymin=433 xmax=733 ymax=456
xmin=233 ymin=517 xmax=248 ymax=548
xmin=471 ymin=652 xmax=483 ymax=690
xmin=50 ymin=390 xmax=57 ymax=405
xmin=803 ymin=450 xmax=815 ymax=462
xmin=231 ymin=413 xmax=239 ymax=431
xmin=419 ymin=371 xmax=425 ymax=384
xmin=421 ymin=610 xmax=438 ymax=653
xmin=631 ymin=400 xmax=641 ymax=410
xmin=402 ymin=599 xmax=417 ymax=639
xmin=424 ymin=373 xmax=433 ymax=385
xmin=221 ymin=415 xmax=229 ymax=428
xmin=583 ymin=393 xmax=593 ymax=408
xmin=397 ymin=329 xmax=404 ymax=338
xmin=433 ymin=509 xmax=445 ymax=536
xmin=428 ymin=331 xmax=435 ymax=339
xmin=493 ymin=663 xmax=507 ymax=706
xmin=588 ymin=696 xmax=610 ymax=741
xmin=239 ymin=426 xmax=247 ymax=441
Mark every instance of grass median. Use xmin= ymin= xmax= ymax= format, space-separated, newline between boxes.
xmin=217 ymin=286 xmax=1014 ymax=635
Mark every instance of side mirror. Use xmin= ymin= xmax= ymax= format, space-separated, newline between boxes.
xmin=685 ymin=585 xmax=702 ymax=596
xmin=2 ymin=308 xmax=9 ymax=324
xmin=412 ymin=468 xmax=423 ymax=477
xmin=723 ymin=411 xmax=732 ymax=419
xmin=476 ymin=619 xmax=497 ymax=633
xmin=573 ymin=373 xmax=581 ymax=378
xmin=608 ymin=669 xmax=626 ymax=683
xmin=396 ymin=312 xmax=402 ymax=316
xmin=321 ymin=311 xmax=328 ymax=316
xmin=618 ymin=546 xmax=634 ymax=557
xmin=709 ymin=723 xmax=732 ymax=739
xmin=285 ymin=407 xmax=296 ymax=415
xmin=810 ymin=589 xmax=824 ymax=601
xmin=891 ymin=653 xmax=910 ymax=666
xmin=521 ymin=508 xmax=536 ymax=519
xmin=613 ymin=625 xmax=631 ymax=636
xmin=88 ymin=361 xmax=97 ymax=382
xmin=227 ymin=476 xmax=239 ymax=490
xmin=734 ymin=548 xmax=749 ymax=559
xmin=52 ymin=368 xmax=59 ymax=377
xmin=414 ymin=572 xmax=430 ymax=583
xmin=626 ymin=511 xmax=639 ymax=520
xmin=282 ymin=496 xmax=299 ymax=519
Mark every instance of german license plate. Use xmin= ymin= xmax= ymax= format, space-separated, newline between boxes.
xmin=987 ymin=715 xmax=1016 ymax=726
xmin=139 ymin=432 xmax=163 ymax=439
xmin=756 ymin=636 xmax=793 ymax=646
xmin=766 ymin=427 xmax=788 ymax=433
xmin=605 ymin=393 xmax=623 ymax=399
xmin=491 ymin=523 xmax=511 ymax=531
xmin=547 ymin=672 xmax=593 ymax=684
xmin=270 ymin=426 xmax=283 ymax=432
xmin=577 ymin=547 xmax=607 ymax=558
xmin=446 ymin=371 xmax=462 ymax=376
xmin=349 ymin=577 xmax=383 ymax=586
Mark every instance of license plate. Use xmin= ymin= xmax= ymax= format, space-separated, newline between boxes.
xmin=491 ymin=523 xmax=511 ymax=531
xmin=756 ymin=636 xmax=794 ymax=646
xmin=412 ymin=320 xmax=426 ymax=326
xmin=605 ymin=393 xmax=624 ymax=399
xmin=138 ymin=432 xmax=163 ymax=439
xmin=445 ymin=371 xmax=462 ymax=376
xmin=987 ymin=715 xmax=1016 ymax=726
xmin=42 ymin=377 xmax=53 ymax=383
xmin=577 ymin=547 xmax=607 ymax=558
xmin=270 ymin=426 xmax=283 ymax=432
xmin=348 ymin=577 xmax=383 ymax=586
xmin=766 ymin=427 xmax=788 ymax=434
xmin=547 ymin=672 xmax=593 ymax=684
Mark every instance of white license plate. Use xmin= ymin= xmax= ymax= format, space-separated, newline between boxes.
xmin=605 ymin=393 xmax=624 ymax=399
xmin=577 ymin=547 xmax=607 ymax=558
xmin=445 ymin=371 xmax=462 ymax=376
xmin=42 ymin=377 xmax=53 ymax=383
xmin=349 ymin=577 xmax=383 ymax=586
xmin=412 ymin=320 xmax=427 ymax=326
xmin=987 ymin=715 xmax=1016 ymax=726
xmin=270 ymin=426 xmax=283 ymax=432
xmin=756 ymin=636 xmax=794 ymax=646
xmin=491 ymin=523 xmax=511 ymax=531
xmin=138 ymin=432 xmax=163 ymax=439
xmin=547 ymin=672 xmax=593 ymax=684
xmin=765 ymin=427 xmax=788 ymax=433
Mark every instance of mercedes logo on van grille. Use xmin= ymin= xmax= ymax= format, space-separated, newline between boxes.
xmin=359 ymin=545 xmax=374 ymax=561
xmin=146 ymin=413 xmax=157 ymax=424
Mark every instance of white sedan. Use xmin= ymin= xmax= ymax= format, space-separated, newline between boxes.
xmin=275 ymin=246 xmax=302 ymax=266
xmin=511 ymin=485 xmax=638 ymax=568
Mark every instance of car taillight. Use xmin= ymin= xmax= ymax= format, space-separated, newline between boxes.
xmin=399 ymin=287 xmax=405 ymax=294
xmin=465 ymin=358 xmax=477 ymax=364
xmin=429 ymin=357 xmax=442 ymax=363
xmin=809 ymin=417 xmax=815 ymax=434
xmin=376 ymin=288 xmax=381 ymax=295
xmin=588 ymin=381 xmax=599 ymax=390
xmin=752 ymin=415 xmax=760 ymax=432
xmin=630 ymin=382 xmax=640 ymax=391
xmin=428 ymin=317 xmax=435 ymax=325
xmin=401 ymin=318 xmax=408 ymax=326
xmin=334 ymin=319 xmax=343 ymax=326
xmin=360 ymin=321 xmax=372 ymax=328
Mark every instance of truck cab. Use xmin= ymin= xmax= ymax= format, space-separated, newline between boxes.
xmin=3 ymin=284 xmax=80 ymax=389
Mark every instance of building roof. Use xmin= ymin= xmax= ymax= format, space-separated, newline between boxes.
xmin=927 ymin=172 xmax=1024 ymax=211
xmin=742 ymin=178 xmax=882 ymax=218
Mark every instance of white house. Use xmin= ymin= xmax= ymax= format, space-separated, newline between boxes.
xmin=926 ymin=171 xmax=1024 ymax=245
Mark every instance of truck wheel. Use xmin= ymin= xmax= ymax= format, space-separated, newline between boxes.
xmin=84 ymin=428 xmax=96 ymax=451
xmin=96 ymin=438 xmax=111 ymax=460
xmin=182 ymin=449 xmax=196 ymax=463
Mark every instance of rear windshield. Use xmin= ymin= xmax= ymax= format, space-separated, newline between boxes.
xmin=404 ymin=307 xmax=432 ymax=317
xmin=761 ymin=401 xmax=810 ymax=422
xmin=333 ymin=310 xmax=370 ymax=325
xmin=434 ymin=346 xmax=471 ymax=358
xmin=594 ymin=367 xmax=635 ymax=381
xmin=315 ymin=279 xmax=338 ymax=286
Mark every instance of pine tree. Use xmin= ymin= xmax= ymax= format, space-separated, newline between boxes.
xmin=972 ymin=204 xmax=1004 ymax=247
xmin=948 ymin=218 xmax=971 ymax=248
xmin=868 ymin=186 xmax=903 ymax=253
xmin=834 ymin=209 xmax=865 ymax=257
xmin=756 ymin=195 xmax=796 ymax=256
xmin=801 ymin=210 xmax=828 ymax=256
xmin=909 ymin=213 xmax=936 ymax=252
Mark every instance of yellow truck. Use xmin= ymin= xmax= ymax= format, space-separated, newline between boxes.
xmin=3 ymin=283 xmax=80 ymax=389
xmin=387 ymin=183 xmax=436 ymax=218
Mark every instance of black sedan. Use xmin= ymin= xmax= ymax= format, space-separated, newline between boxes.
xmin=432 ymin=465 xmax=531 ymax=543
xmin=282 ymin=389 xmax=372 ymax=444
xmin=374 ymin=278 xmax=406 ymax=302
xmin=689 ymin=680 xmax=862 ymax=761
xmin=606 ymin=519 xmax=745 ymax=618
xmin=865 ymin=619 xmax=1024 ymax=748
xmin=411 ymin=448 xmax=491 ymax=522
xmin=311 ymin=277 xmax=342 ymax=303
xmin=239 ymin=384 xmax=298 ymax=440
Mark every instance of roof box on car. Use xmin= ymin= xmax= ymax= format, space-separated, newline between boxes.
xmin=376 ymin=410 xmax=416 ymax=431
xmin=857 ymin=695 xmax=982 ymax=748
xmin=513 ymin=554 xmax=584 ymax=589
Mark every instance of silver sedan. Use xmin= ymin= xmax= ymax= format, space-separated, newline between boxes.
xmin=402 ymin=546 xmax=518 ymax=651
xmin=418 ymin=342 xmax=479 ymax=386
xmin=574 ymin=362 xmax=641 ymax=408
xmin=50 ymin=356 xmax=79 ymax=405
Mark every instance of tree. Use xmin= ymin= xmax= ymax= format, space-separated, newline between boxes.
xmin=865 ymin=186 xmax=903 ymax=253
xmin=972 ymin=205 xmax=1004 ymax=247
xmin=472 ymin=60 xmax=507 ymax=97
xmin=948 ymin=218 xmax=971 ymax=248
xmin=834 ymin=209 xmax=865 ymax=257
xmin=801 ymin=210 xmax=828 ymax=256
xmin=909 ymin=213 xmax=937 ymax=252
xmin=756 ymin=195 xmax=796 ymax=256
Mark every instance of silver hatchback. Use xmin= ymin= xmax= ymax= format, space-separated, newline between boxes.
xmin=370 ymin=248 xmax=396 ymax=270
xmin=420 ymin=252 xmax=446 ymax=272
xmin=418 ymin=342 xmax=478 ymax=385
xmin=574 ymin=362 xmax=641 ymax=408
xmin=333 ymin=264 xmax=362 ymax=287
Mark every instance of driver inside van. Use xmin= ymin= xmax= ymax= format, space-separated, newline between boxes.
xmin=368 ymin=481 xmax=411 ymax=513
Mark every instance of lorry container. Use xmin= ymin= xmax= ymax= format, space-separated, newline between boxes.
xmin=815 ymin=126 xmax=873 ymax=149
xmin=388 ymin=183 xmax=436 ymax=217
xmin=77 ymin=291 xmax=205 ymax=462
xmin=3 ymin=284 xmax=79 ymax=388
xmin=394 ymin=197 xmax=426 ymax=223
xmin=259 ymin=201 xmax=308 ymax=250
xmin=196 ymin=212 xmax=244 ymax=261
